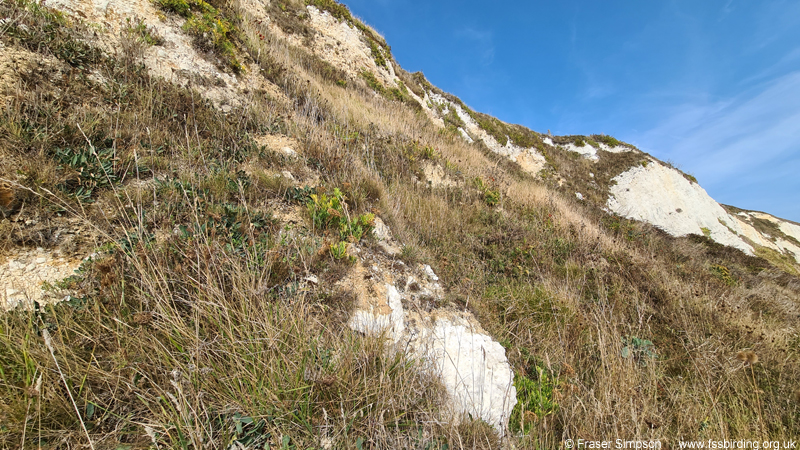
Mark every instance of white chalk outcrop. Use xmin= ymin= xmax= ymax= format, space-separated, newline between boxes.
xmin=45 ymin=0 xmax=273 ymax=112
xmin=545 ymin=138 xmax=633 ymax=161
xmin=733 ymin=211 xmax=800 ymax=261
xmin=561 ymin=142 xmax=600 ymax=161
xmin=299 ymin=6 xmax=397 ymax=88
xmin=343 ymin=228 xmax=517 ymax=434
xmin=408 ymin=314 xmax=517 ymax=432
xmin=427 ymin=93 xmax=547 ymax=176
xmin=2 ymin=247 xmax=82 ymax=311
xmin=607 ymin=161 xmax=800 ymax=262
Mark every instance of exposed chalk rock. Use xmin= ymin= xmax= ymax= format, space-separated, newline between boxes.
xmin=561 ymin=142 xmax=599 ymax=160
xmin=427 ymin=93 xmax=546 ymax=177
xmin=342 ymin=259 xmax=517 ymax=434
xmin=606 ymin=161 xmax=800 ymax=262
xmin=607 ymin=162 xmax=754 ymax=254
xmin=408 ymin=315 xmax=516 ymax=433
xmin=422 ymin=264 xmax=439 ymax=282
xmin=598 ymin=142 xmax=634 ymax=154
xmin=372 ymin=217 xmax=402 ymax=256
xmin=1 ymin=248 xmax=82 ymax=311
xmin=302 ymin=6 xmax=397 ymax=89
xmin=348 ymin=284 xmax=406 ymax=342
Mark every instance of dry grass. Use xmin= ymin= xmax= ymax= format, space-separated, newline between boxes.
xmin=1 ymin=0 xmax=799 ymax=447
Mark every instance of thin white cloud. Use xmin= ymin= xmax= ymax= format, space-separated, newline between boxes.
xmin=634 ymin=71 xmax=800 ymax=217
xmin=455 ymin=28 xmax=495 ymax=66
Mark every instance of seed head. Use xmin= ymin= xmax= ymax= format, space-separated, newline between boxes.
xmin=736 ymin=350 xmax=758 ymax=365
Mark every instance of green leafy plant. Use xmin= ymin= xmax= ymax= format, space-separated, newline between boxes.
xmin=710 ymin=264 xmax=737 ymax=287
xmin=509 ymin=365 xmax=560 ymax=433
xmin=285 ymin=185 xmax=316 ymax=204
xmin=621 ymin=336 xmax=657 ymax=365
xmin=306 ymin=187 xmax=375 ymax=244
xmin=473 ymin=177 xmax=500 ymax=206
xmin=53 ymin=146 xmax=118 ymax=202
xmin=329 ymin=240 xmax=348 ymax=260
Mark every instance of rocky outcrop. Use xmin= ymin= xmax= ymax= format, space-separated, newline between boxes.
xmin=1 ymin=247 xmax=81 ymax=311
xmin=427 ymin=93 xmax=547 ymax=176
xmin=345 ymin=226 xmax=517 ymax=434
xmin=542 ymin=137 xmax=634 ymax=161
xmin=607 ymin=161 xmax=800 ymax=262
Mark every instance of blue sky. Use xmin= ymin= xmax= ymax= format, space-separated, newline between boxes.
xmin=341 ymin=0 xmax=800 ymax=222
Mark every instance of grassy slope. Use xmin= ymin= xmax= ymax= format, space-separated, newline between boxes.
xmin=1 ymin=0 xmax=799 ymax=448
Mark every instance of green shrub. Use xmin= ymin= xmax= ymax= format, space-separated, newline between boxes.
xmin=593 ymin=134 xmax=622 ymax=148
xmin=369 ymin=39 xmax=386 ymax=68
xmin=183 ymin=12 xmax=241 ymax=73
xmin=362 ymin=72 xmax=416 ymax=107
xmin=361 ymin=70 xmax=384 ymax=94
xmin=156 ymin=0 xmax=194 ymax=17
